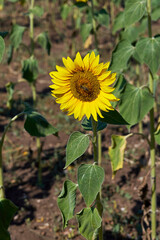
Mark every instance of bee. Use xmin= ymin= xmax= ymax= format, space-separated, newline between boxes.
xmin=80 ymin=85 xmax=89 ymax=92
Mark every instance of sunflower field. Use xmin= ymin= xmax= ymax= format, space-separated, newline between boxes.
xmin=0 ymin=0 xmax=160 ymax=240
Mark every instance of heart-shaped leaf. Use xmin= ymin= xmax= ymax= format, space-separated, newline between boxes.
xmin=109 ymin=40 xmax=135 ymax=72
xmin=0 ymin=198 xmax=18 ymax=240
xmin=109 ymin=135 xmax=127 ymax=178
xmin=124 ymin=0 xmax=147 ymax=27
xmin=119 ymin=83 xmax=154 ymax=126
xmin=80 ymin=23 xmax=93 ymax=43
xmin=65 ymin=132 xmax=90 ymax=168
xmin=76 ymin=207 xmax=101 ymax=240
xmin=10 ymin=24 xmax=26 ymax=50
xmin=78 ymin=164 xmax=104 ymax=206
xmin=22 ymin=56 xmax=39 ymax=83
xmin=136 ymin=36 xmax=160 ymax=74
xmin=57 ymin=180 xmax=77 ymax=228
xmin=36 ymin=32 xmax=51 ymax=55
xmin=24 ymin=111 xmax=58 ymax=137
xmin=99 ymin=109 xmax=129 ymax=125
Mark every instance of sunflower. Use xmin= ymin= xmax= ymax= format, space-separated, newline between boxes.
xmin=49 ymin=52 xmax=119 ymax=121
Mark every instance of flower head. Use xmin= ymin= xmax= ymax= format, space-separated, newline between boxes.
xmin=50 ymin=52 xmax=119 ymax=121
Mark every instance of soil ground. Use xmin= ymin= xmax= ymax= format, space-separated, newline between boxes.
xmin=0 ymin=1 xmax=160 ymax=240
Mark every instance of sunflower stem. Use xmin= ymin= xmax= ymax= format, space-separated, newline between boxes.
xmin=30 ymin=82 xmax=36 ymax=106
xmin=29 ymin=0 xmax=35 ymax=56
xmin=90 ymin=0 xmax=99 ymax=50
xmin=110 ymin=1 xmax=115 ymax=28
xmin=136 ymin=65 xmax=143 ymax=134
xmin=147 ymin=0 xmax=157 ymax=239
xmin=0 ymin=112 xmax=24 ymax=199
xmin=91 ymin=117 xmax=103 ymax=240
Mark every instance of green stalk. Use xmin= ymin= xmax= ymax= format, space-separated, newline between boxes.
xmin=91 ymin=117 xmax=103 ymax=240
xmin=98 ymin=131 xmax=102 ymax=167
xmin=0 ymin=112 xmax=24 ymax=199
xmin=136 ymin=65 xmax=143 ymax=134
xmin=149 ymin=73 xmax=156 ymax=240
xmin=30 ymin=82 xmax=36 ymax=106
xmin=90 ymin=0 xmax=98 ymax=50
xmin=147 ymin=0 xmax=156 ymax=239
xmin=29 ymin=0 xmax=35 ymax=56
xmin=110 ymin=1 xmax=115 ymax=27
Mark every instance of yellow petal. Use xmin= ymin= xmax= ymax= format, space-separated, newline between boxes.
xmin=56 ymin=65 xmax=72 ymax=75
xmin=53 ymin=86 xmax=70 ymax=94
xmin=74 ymin=101 xmax=83 ymax=120
xmin=100 ymin=91 xmax=119 ymax=102
xmin=100 ymin=85 xmax=115 ymax=93
xmin=50 ymin=71 xmax=71 ymax=80
xmin=51 ymin=78 xmax=70 ymax=86
xmin=74 ymin=52 xmax=84 ymax=69
xmin=98 ymin=93 xmax=114 ymax=109
xmin=83 ymin=53 xmax=90 ymax=71
xmin=89 ymin=102 xmax=98 ymax=121
xmin=103 ymin=62 xmax=110 ymax=70
xmin=89 ymin=51 xmax=96 ymax=65
xmin=62 ymin=57 xmax=75 ymax=72
xmin=97 ymin=71 xmax=111 ymax=80
xmin=92 ymin=63 xmax=104 ymax=75
xmin=82 ymin=102 xmax=90 ymax=119
xmin=56 ymin=92 xmax=73 ymax=104
xmin=90 ymin=55 xmax=99 ymax=71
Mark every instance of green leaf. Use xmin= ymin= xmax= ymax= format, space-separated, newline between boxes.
xmin=95 ymin=9 xmax=109 ymax=27
xmin=65 ymin=132 xmax=90 ymax=168
xmin=80 ymin=23 xmax=93 ymax=43
xmin=155 ymin=123 xmax=160 ymax=145
xmin=74 ymin=2 xmax=88 ymax=8
xmin=155 ymin=129 xmax=160 ymax=145
xmin=137 ymin=18 xmax=147 ymax=34
xmin=112 ymin=11 xmax=124 ymax=34
xmin=60 ymin=3 xmax=71 ymax=20
xmin=78 ymin=164 xmax=104 ymax=206
xmin=136 ymin=37 xmax=160 ymax=74
xmin=109 ymin=40 xmax=135 ymax=72
xmin=0 ymin=198 xmax=18 ymax=240
xmin=7 ymin=45 xmax=14 ymax=64
xmin=29 ymin=6 xmax=44 ymax=17
xmin=152 ymin=0 xmax=160 ymax=9
xmin=112 ymin=74 xmax=127 ymax=108
xmin=0 ymin=36 xmax=5 ymax=63
xmin=81 ymin=117 xmax=107 ymax=131
xmin=99 ymin=109 xmax=129 ymax=125
xmin=0 ymin=32 xmax=8 ymax=38
xmin=119 ymin=83 xmax=154 ymax=126
xmin=36 ymin=32 xmax=51 ymax=55
xmin=76 ymin=207 xmax=101 ymax=240
xmin=24 ymin=111 xmax=58 ymax=137
xmin=109 ymin=135 xmax=126 ymax=178
xmin=57 ymin=180 xmax=77 ymax=228
xmin=124 ymin=0 xmax=147 ymax=27
xmin=120 ymin=26 xmax=139 ymax=43
xmin=10 ymin=24 xmax=26 ymax=49
xmin=152 ymin=8 xmax=160 ymax=21
xmin=22 ymin=56 xmax=39 ymax=83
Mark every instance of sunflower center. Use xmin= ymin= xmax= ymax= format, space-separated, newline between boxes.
xmin=70 ymin=71 xmax=100 ymax=102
